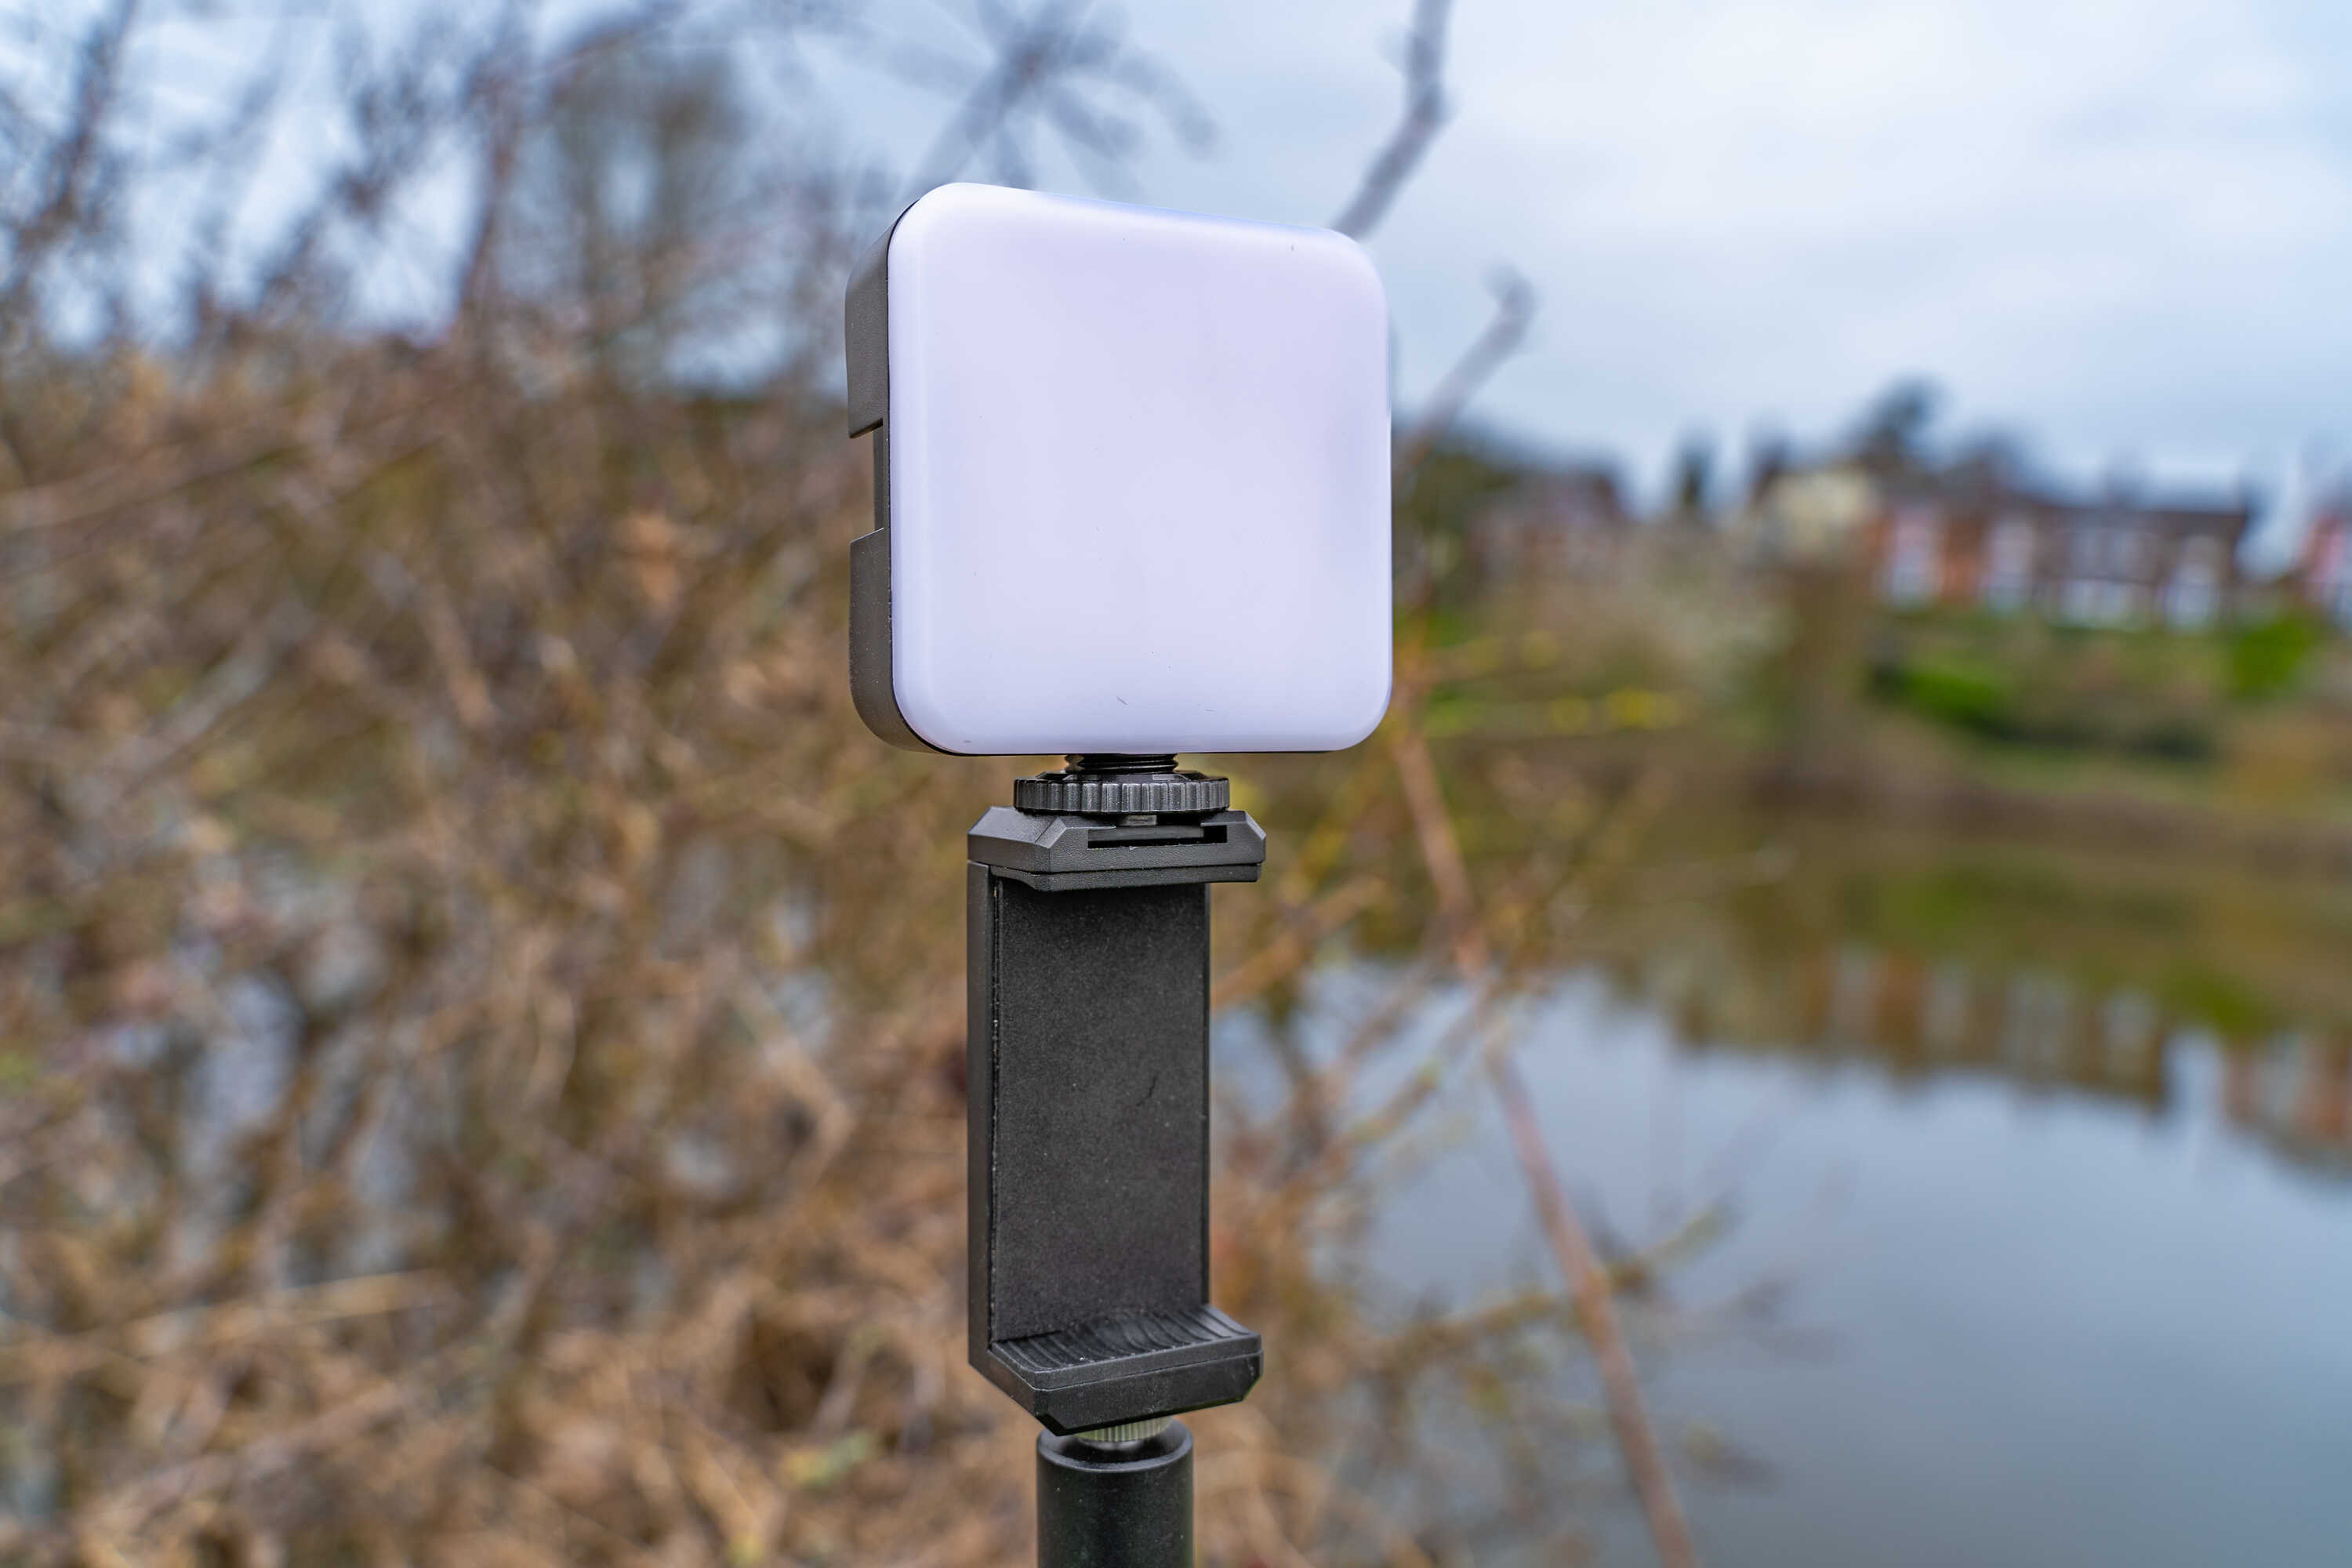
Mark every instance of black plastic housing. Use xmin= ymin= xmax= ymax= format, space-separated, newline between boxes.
xmin=966 ymin=806 xmax=1267 ymax=1435
xmin=844 ymin=200 xmax=943 ymax=753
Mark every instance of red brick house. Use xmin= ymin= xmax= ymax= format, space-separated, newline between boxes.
xmin=1870 ymin=481 xmax=2253 ymax=630
xmin=2295 ymin=492 xmax=2352 ymax=630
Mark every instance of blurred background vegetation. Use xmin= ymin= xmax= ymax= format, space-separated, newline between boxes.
xmin=4 ymin=3 xmax=2350 ymax=1566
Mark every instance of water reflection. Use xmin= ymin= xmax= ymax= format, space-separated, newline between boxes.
xmin=1227 ymin=808 xmax=2352 ymax=1566
xmin=1585 ymin=808 xmax=2352 ymax=1185
xmin=1740 ymin=942 xmax=2352 ymax=1179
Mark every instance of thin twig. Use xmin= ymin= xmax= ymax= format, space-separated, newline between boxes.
xmin=900 ymin=0 xmax=1210 ymax=201
xmin=1388 ymin=697 xmax=1700 ymax=1568
xmin=1396 ymin=267 xmax=1535 ymax=485
xmin=1490 ymin=1050 xmax=1699 ymax=1568
xmin=1330 ymin=0 xmax=1454 ymax=241
xmin=1211 ymin=873 xmax=1387 ymax=1011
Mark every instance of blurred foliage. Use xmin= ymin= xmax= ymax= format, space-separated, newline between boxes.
xmin=1395 ymin=441 xmax=1524 ymax=615
xmin=0 ymin=5 xmax=1724 ymax=1565
xmin=1886 ymin=655 xmax=2015 ymax=737
xmin=2227 ymin=614 xmax=2321 ymax=703
xmin=1868 ymin=611 xmax=2240 ymax=764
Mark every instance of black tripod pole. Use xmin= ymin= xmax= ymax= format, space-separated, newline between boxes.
xmin=1036 ymin=1418 xmax=1193 ymax=1568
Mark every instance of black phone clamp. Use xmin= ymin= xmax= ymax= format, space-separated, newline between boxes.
xmin=966 ymin=755 xmax=1266 ymax=1565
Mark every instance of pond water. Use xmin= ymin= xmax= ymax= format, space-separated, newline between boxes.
xmin=1225 ymin=815 xmax=2352 ymax=1565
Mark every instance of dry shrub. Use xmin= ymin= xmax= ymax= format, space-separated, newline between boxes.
xmin=0 ymin=329 xmax=1599 ymax=1568
xmin=1 ymin=313 xmax=1006 ymax=1559
xmin=0 ymin=8 xmax=1696 ymax=1564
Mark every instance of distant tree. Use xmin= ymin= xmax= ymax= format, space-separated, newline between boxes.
xmin=1946 ymin=431 xmax=2030 ymax=495
xmin=1668 ymin=434 xmax=1714 ymax=524
xmin=1742 ymin=430 xmax=1790 ymax=510
xmin=1850 ymin=377 xmax=1940 ymax=476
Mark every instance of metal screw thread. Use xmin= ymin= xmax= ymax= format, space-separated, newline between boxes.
xmin=1067 ymin=753 xmax=1180 ymax=774
xmin=1071 ymin=1416 xmax=1173 ymax=1446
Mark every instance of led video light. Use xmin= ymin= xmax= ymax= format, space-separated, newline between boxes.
xmin=847 ymin=183 xmax=1392 ymax=757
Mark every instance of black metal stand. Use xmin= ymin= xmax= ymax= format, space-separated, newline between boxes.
xmin=967 ymin=757 xmax=1263 ymax=1563
xmin=1036 ymin=1421 xmax=1193 ymax=1568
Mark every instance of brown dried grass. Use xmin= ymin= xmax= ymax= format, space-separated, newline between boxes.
xmin=0 ymin=329 xmax=1642 ymax=1563
xmin=0 ymin=9 xmax=1723 ymax=1563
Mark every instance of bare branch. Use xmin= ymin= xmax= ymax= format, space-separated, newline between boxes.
xmin=1330 ymin=0 xmax=1452 ymax=241
xmin=903 ymin=0 xmax=1079 ymax=197
xmin=453 ymin=1 xmax=537 ymax=321
xmin=1398 ymin=264 xmax=1535 ymax=482
xmin=173 ymin=15 xmax=299 ymax=344
xmin=0 ymin=0 xmax=139 ymax=338
xmin=898 ymin=0 xmax=1210 ymax=201
xmin=1388 ymin=713 xmax=1703 ymax=1568
xmin=1491 ymin=1047 xmax=1703 ymax=1568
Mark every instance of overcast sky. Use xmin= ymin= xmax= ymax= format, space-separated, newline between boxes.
xmin=16 ymin=0 xmax=2350 ymax=537
xmin=817 ymin=0 xmax=2352 ymax=538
